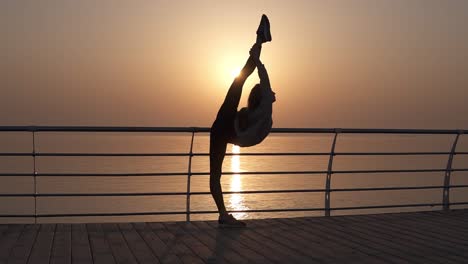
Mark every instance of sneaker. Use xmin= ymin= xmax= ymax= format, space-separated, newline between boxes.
xmin=218 ymin=214 xmax=247 ymax=228
xmin=256 ymin=14 xmax=272 ymax=43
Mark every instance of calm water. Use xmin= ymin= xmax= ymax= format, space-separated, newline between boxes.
xmin=1 ymin=132 xmax=467 ymax=223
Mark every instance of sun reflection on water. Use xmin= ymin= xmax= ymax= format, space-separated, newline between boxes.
xmin=229 ymin=145 xmax=248 ymax=219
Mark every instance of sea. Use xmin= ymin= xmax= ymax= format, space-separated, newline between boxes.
xmin=1 ymin=132 xmax=467 ymax=223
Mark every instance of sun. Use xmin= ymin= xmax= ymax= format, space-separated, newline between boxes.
xmin=230 ymin=67 xmax=242 ymax=78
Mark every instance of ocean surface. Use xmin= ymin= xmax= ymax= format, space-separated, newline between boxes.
xmin=1 ymin=132 xmax=467 ymax=223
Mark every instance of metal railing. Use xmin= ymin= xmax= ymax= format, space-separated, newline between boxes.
xmin=0 ymin=126 xmax=467 ymax=223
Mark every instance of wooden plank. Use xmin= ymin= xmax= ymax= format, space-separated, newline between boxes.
xmin=405 ymin=212 xmax=468 ymax=235
xmin=71 ymin=224 xmax=93 ymax=264
xmin=364 ymin=214 xmax=468 ymax=249
xmin=351 ymin=215 xmax=466 ymax=263
xmin=239 ymin=221 xmax=320 ymax=263
xmin=331 ymin=216 xmax=434 ymax=257
xmin=358 ymin=214 xmax=468 ymax=261
xmin=410 ymin=211 xmax=468 ymax=230
xmin=178 ymin=221 xmax=246 ymax=264
xmin=296 ymin=217 xmax=392 ymax=263
xmin=0 ymin=225 xmax=25 ymax=264
xmin=395 ymin=210 xmax=466 ymax=231
xmin=245 ymin=219 xmax=322 ymax=263
xmin=28 ymin=224 xmax=56 ymax=264
xmin=6 ymin=224 xmax=40 ymax=264
xmin=172 ymin=222 xmax=221 ymax=263
xmin=250 ymin=218 xmax=340 ymax=260
xmin=371 ymin=214 xmax=468 ymax=262
xmin=204 ymin=220 xmax=296 ymax=263
xmin=158 ymin=222 xmax=204 ymax=264
xmin=87 ymin=223 xmax=116 ymax=264
xmin=260 ymin=218 xmax=374 ymax=263
xmin=190 ymin=221 xmax=268 ymax=263
xmin=403 ymin=213 xmax=467 ymax=243
xmin=340 ymin=212 xmax=468 ymax=258
xmin=149 ymin=223 xmax=198 ymax=263
xmin=428 ymin=210 xmax=468 ymax=221
xmin=316 ymin=216 xmax=423 ymax=264
xmin=328 ymin=215 xmax=454 ymax=263
xmin=0 ymin=225 xmax=8 ymax=235
xmin=284 ymin=217 xmax=404 ymax=263
xmin=102 ymin=223 xmax=138 ymax=264
xmin=132 ymin=222 xmax=181 ymax=264
xmin=50 ymin=224 xmax=71 ymax=264
xmin=118 ymin=223 xmax=160 ymax=264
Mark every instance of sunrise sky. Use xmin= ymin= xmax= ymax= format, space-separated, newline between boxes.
xmin=2 ymin=0 xmax=467 ymax=128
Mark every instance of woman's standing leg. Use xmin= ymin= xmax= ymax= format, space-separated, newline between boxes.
xmin=209 ymin=133 xmax=228 ymax=216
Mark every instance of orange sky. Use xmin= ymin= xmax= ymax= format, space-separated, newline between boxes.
xmin=1 ymin=0 xmax=468 ymax=128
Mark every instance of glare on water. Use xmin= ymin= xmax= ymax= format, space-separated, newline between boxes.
xmin=229 ymin=145 xmax=248 ymax=219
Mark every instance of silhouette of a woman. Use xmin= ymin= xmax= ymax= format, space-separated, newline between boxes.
xmin=210 ymin=15 xmax=275 ymax=227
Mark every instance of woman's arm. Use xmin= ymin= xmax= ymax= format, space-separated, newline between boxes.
xmin=256 ymin=63 xmax=271 ymax=90
xmin=249 ymin=44 xmax=271 ymax=90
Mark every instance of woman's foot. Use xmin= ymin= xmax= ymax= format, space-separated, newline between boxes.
xmin=218 ymin=214 xmax=247 ymax=228
xmin=256 ymin=14 xmax=272 ymax=44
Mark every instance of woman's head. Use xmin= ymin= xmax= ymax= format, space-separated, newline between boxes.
xmin=248 ymin=84 xmax=276 ymax=109
xmin=248 ymin=84 xmax=262 ymax=109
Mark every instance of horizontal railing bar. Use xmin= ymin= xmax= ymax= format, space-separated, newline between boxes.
xmin=201 ymin=185 xmax=466 ymax=195
xmin=191 ymin=208 xmax=325 ymax=214
xmin=1 ymin=202 xmax=467 ymax=218
xmin=0 ymin=215 xmax=36 ymax=218
xmin=0 ymin=172 xmax=189 ymax=177
xmin=0 ymin=153 xmax=33 ymax=157
xmin=0 ymin=126 xmax=466 ymax=134
xmin=331 ymin=203 xmax=446 ymax=211
xmin=36 ymin=153 xmax=190 ymax=157
xmin=37 ymin=208 xmax=326 ymax=218
xmin=0 ymin=171 xmax=326 ymax=177
xmin=335 ymin=152 xmax=468 ymax=156
xmin=330 ymin=185 xmax=468 ymax=192
xmin=2 ymin=192 xmax=189 ymax=197
xmin=1 ymin=193 xmax=179 ymax=197
xmin=0 ymin=173 xmax=34 ymax=177
xmin=0 ymin=190 xmax=325 ymax=197
xmin=0 ymin=152 xmax=329 ymax=157
xmin=329 ymin=128 xmax=466 ymax=135
xmin=4 ymin=152 xmax=468 ymax=160
xmin=5 ymin=151 xmax=468 ymax=157
xmin=3 ymin=185 xmax=468 ymax=197
xmin=2 ymin=168 xmax=468 ymax=177
xmin=192 ymin=189 xmax=323 ymax=195
xmin=0 ymin=126 xmax=208 ymax=133
xmin=0 ymin=209 xmax=322 ymax=218
xmin=37 ymin=211 xmax=189 ymax=217
xmin=196 ymin=152 xmax=330 ymax=156
xmin=333 ymin=168 xmax=468 ymax=174
xmin=0 ymin=194 xmax=35 ymax=197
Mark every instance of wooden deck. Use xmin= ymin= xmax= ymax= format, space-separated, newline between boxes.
xmin=0 ymin=210 xmax=467 ymax=264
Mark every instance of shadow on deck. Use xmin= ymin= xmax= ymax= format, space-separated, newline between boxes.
xmin=0 ymin=210 xmax=467 ymax=264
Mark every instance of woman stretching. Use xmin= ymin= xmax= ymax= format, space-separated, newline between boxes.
xmin=210 ymin=15 xmax=276 ymax=227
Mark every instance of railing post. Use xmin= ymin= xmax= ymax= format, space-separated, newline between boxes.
xmin=443 ymin=131 xmax=462 ymax=211
xmin=325 ymin=129 xmax=340 ymax=217
xmin=186 ymin=130 xmax=195 ymax=222
xmin=31 ymin=130 xmax=37 ymax=224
